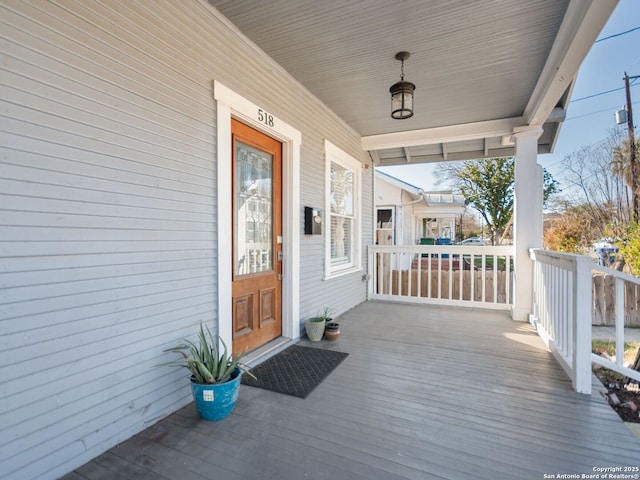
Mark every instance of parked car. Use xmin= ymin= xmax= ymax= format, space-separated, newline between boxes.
xmin=592 ymin=238 xmax=618 ymax=267
xmin=460 ymin=237 xmax=486 ymax=246
xmin=592 ymin=238 xmax=614 ymax=250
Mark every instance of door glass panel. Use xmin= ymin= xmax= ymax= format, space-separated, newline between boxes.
xmin=235 ymin=141 xmax=273 ymax=276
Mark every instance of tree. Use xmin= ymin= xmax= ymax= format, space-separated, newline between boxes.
xmin=559 ymin=128 xmax=631 ymax=228
xmin=612 ymin=136 xmax=640 ymax=220
xmin=435 ymin=157 xmax=558 ymax=245
xmin=613 ymin=222 xmax=640 ymax=275
xmin=543 ymin=204 xmax=603 ymax=253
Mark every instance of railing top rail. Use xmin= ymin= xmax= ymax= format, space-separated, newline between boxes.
xmin=530 ymin=248 xmax=640 ymax=286
xmin=592 ymin=263 xmax=640 ymax=285
xmin=529 ymin=248 xmax=592 ymax=263
xmin=369 ymin=245 xmax=514 ymax=254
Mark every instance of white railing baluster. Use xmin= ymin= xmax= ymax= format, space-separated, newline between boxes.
xmin=471 ymin=254 xmax=476 ymax=302
xmin=459 ymin=253 xmax=464 ymax=301
xmin=481 ymin=254 xmax=486 ymax=303
xmin=427 ymin=252 xmax=432 ymax=299
xmin=493 ymin=254 xmax=498 ymax=303
xmin=506 ymin=254 xmax=511 ymax=304
xmin=448 ymin=248 xmax=453 ymax=300
xmin=615 ymin=277 xmax=624 ymax=368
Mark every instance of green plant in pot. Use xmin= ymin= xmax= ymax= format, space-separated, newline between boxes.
xmin=161 ymin=323 xmax=255 ymax=421
xmin=317 ymin=307 xmax=340 ymax=340
xmin=324 ymin=319 xmax=341 ymax=341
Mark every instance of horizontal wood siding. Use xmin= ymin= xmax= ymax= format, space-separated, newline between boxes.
xmin=0 ymin=1 xmax=371 ymax=479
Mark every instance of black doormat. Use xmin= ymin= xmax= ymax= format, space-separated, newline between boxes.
xmin=241 ymin=345 xmax=348 ymax=398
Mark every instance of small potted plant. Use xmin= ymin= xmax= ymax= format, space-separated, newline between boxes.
xmin=324 ymin=318 xmax=341 ymax=341
xmin=304 ymin=307 xmax=332 ymax=341
xmin=161 ymin=323 xmax=255 ymax=421
xmin=316 ymin=307 xmax=340 ymax=340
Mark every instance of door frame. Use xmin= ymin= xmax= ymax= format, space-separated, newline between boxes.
xmin=214 ymin=81 xmax=301 ymax=351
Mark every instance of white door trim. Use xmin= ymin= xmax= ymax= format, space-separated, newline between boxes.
xmin=214 ymin=81 xmax=301 ymax=350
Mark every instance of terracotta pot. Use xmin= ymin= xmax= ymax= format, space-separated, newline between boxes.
xmin=324 ymin=322 xmax=340 ymax=340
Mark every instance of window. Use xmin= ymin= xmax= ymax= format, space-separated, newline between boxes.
xmin=325 ymin=141 xmax=361 ymax=277
xmin=376 ymin=208 xmax=394 ymax=245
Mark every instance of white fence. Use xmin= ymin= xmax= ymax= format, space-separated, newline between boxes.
xmin=530 ymin=249 xmax=640 ymax=394
xmin=368 ymin=245 xmax=515 ymax=310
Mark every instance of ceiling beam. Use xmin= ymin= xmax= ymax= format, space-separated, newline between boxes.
xmin=375 ymin=147 xmax=519 ymax=166
xmin=546 ymin=107 xmax=567 ymax=123
xmin=361 ymin=116 xmax=524 ymax=151
xmin=524 ymin=0 xmax=618 ymax=126
xmin=403 ymin=147 xmax=411 ymax=163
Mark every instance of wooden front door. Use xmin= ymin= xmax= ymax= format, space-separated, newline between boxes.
xmin=231 ymin=119 xmax=282 ymax=353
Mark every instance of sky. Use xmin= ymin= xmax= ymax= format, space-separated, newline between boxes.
xmin=378 ymin=0 xmax=640 ymax=192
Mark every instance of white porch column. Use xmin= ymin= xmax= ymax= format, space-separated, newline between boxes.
xmin=512 ymin=127 xmax=544 ymax=321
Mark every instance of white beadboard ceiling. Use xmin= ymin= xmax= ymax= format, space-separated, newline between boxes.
xmin=210 ymin=0 xmax=617 ymax=165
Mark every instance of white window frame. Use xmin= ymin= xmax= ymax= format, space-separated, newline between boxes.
xmin=325 ymin=140 xmax=362 ymax=278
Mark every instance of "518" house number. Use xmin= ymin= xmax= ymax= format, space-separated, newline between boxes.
xmin=257 ymin=108 xmax=274 ymax=127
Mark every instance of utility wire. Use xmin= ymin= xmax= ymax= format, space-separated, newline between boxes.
xmin=565 ymin=100 xmax=640 ymax=121
xmin=595 ymin=26 xmax=640 ymax=43
xmin=571 ymin=86 xmax=626 ymax=103
xmin=571 ymin=78 xmax=638 ymax=103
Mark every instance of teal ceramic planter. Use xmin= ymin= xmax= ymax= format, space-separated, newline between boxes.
xmin=190 ymin=368 xmax=241 ymax=421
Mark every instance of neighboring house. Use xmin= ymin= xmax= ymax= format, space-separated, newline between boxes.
xmin=0 ymin=1 xmax=617 ymax=479
xmin=375 ymin=170 xmax=465 ymax=246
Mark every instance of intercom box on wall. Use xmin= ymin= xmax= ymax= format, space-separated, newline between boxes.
xmin=304 ymin=207 xmax=322 ymax=235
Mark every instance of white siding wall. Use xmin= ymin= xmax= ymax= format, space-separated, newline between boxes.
xmin=0 ymin=1 xmax=371 ymax=478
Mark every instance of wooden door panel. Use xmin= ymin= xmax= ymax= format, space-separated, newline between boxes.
xmin=231 ymin=119 xmax=282 ymax=354
xmin=232 ymin=294 xmax=253 ymax=338
xmin=260 ymin=287 xmax=276 ymax=327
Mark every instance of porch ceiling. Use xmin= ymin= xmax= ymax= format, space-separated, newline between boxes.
xmin=211 ymin=0 xmax=616 ymax=165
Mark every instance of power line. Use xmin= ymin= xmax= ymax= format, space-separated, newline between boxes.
xmin=570 ymin=78 xmax=638 ymax=103
xmin=594 ymin=26 xmax=640 ymax=43
xmin=571 ymin=86 xmax=626 ymax=103
xmin=544 ymin=119 xmax=640 ymax=171
xmin=565 ymin=100 xmax=640 ymax=121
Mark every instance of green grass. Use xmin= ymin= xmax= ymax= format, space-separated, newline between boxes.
xmin=592 ymin=339 xmax=640 ymax=366
xmin=462 ymin=255 xmax=514 ymax=271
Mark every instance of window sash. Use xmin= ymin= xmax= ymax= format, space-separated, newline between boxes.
xmin=325 ymin=140 xmax=361 ymax=277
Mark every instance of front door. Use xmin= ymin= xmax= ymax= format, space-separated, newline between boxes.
xmin=231 ymin=119 xmax=282 ymax=353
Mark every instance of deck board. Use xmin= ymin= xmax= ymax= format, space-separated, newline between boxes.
xmin=62 ymin=301 xmax=640 ymax=480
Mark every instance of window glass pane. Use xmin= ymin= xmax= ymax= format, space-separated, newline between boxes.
xmin=376 ymin=209 xmax=394 ymax=245
xmin=330 ymin=163 xmax=353 ymax=216
xmin=234 ymin=141 xmax=273 ymax=275
xmin=377 ymin=209 xmax=392 ymax=228
xmin=330 ymin=215 xmax=352 ymax=266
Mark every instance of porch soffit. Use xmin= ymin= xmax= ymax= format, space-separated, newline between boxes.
xmin=210 ymin=0 xmax=617 ymax=166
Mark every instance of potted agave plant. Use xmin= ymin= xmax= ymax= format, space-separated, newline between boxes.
xmin=162 ymin=323 xmax=255 ymax=421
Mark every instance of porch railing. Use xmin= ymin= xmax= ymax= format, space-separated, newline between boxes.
xmin=530 ymin=249 xmax=640 ymax=394
xmin=368 ymin=245 xmax=514 ymax=310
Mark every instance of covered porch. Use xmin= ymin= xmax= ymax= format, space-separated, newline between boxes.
xmin=64 ymin=301 xmax=639 ymax=480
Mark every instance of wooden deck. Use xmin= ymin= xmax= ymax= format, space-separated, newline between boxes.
xmin=64 ymin=302 xmax=640 ymax=480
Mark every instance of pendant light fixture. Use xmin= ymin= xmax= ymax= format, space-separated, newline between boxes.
xmin=390 ymin=51 xmax=415 ymax=119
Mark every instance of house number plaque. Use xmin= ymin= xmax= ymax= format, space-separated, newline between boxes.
xmin=257 ymin=108 xmax=275 ymax=128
